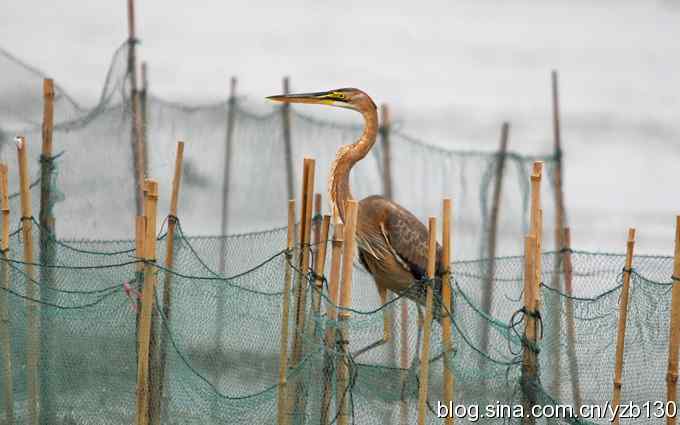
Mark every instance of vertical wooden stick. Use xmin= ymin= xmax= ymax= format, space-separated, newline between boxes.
xmin=379 ymin=104 xmax=393 ymax=200
xmin=337 ymin=200 xmax=358 ymax=425
xmin=530 ymin=162 xmax=543 ymax=310
xmin=282 ymin=77 xmax=296 ymax=203
xmin=277 ymin=200 xmax=296 ymax=425
xmin=0 ymin=163 xmax=14 ymax=425
xmin=214 ymin=79 xmax=237 ymax=419
xmin=219 ymin=77 xmax=237 ymax=270
xmin=480 ymin=122 xmax=510 ymax=356
xmin=17 ymin=136 xmax=40 ymax=425
xmin=441 ymin=199 xmax=455 ymax=425
xmin=417 ymin=217 xmax=438 ymax=425
xmin=38 ymin=77 xmax=56 ymax=425
xmin=311 ymin=214 xmax=331 ymax=338
xmin=666 ymin=216 xmax=680 ymax=425
xmin=521 ymin=235 xmax=538 ymax=425
xmin=289 ymin=158 xmax=315 ymax=419
xmin=611 ymin=228 xmax=636 ymax=425
xmin=135 ymin=215 xmax=146 ymax=340
xmin=127 ymin=0 xmax=145 ymax=216
xmin=135 ymin=180 xmax=159 ymax=425
xmin=320 ymin=216 xmax=344 ymax=425
xmin=562 ymin=228 xmax=582 ymax=409
xmin=152 ymin=142 xmax=184 ymax=425
xmin=140 ymin=62 xmax=149 ymax=173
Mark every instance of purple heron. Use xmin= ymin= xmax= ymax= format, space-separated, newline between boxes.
xmin=267 ymin=88 xmax=445 ymax=359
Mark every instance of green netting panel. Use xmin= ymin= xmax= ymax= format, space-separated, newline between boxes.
xmin=0 ymin=216 xmax=679 ymax=424
xmin=1 ymin=41 xmax=557 ymax=263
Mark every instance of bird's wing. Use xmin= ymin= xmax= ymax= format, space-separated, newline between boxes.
xmin=381 ymin=206 xmax=441 ymax=281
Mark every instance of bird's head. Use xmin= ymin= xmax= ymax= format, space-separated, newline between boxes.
xmin=267 ymin=87 xmax=376 ymax=113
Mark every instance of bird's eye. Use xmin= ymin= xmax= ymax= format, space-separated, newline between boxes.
xmin=333 ymin=92 xmax=346 ymax=100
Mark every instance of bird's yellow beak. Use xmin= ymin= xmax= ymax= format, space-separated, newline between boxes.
xmin=266 ymin=90 xmax=347 ymax=107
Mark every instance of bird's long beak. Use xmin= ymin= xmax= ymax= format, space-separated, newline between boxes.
xmin=266 ymin=90 xmax=337 ymax=105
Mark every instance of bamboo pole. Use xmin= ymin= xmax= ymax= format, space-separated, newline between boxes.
xmin=135 ymin=180 xmax=159 ymax=425
xmin=219 ymin=76 xmax=237 ymax=270
xmin=214 ymin=78 xmax=237 ymax=423
xmin=289 ymin=158 xmax=316 ymax=420
xmin=530 ymin=162 xmax=543 ymax=310
xmin=282 ymin=77 xmax=295 ymax=203
xmin=320 ymin=214 xmax=344 ymax=425
xmin=311 ymin=214 xmax=331 ymax=338
xmin=140 ymin=62 xmax=149 ymax=173
xmin=416 ymin=217 xmax=438 ymax=425
xmin=380 ymin=103 xmax=393 ymax=200
xmin=277 ymin=200 xmax=297 ymax=425
xmin=480 ymin=122 xmax=510 ymax=357
xmin=550 ymin=70 xmax=571 ymax=400
xmin=134 ymin=214 xmax=146 ymax=336
xmin=337 ymin=200 xmax=359 ymax=425
xmin=17 ymin=136 xmax=40 ymax=425
xmin=127 ymin=0 xmax=146 ymax=216
xmin=38 ymin=77 xmax=56 ymax=424
xmin=562 ymin=228 xmax=582 ymax=409
xmin=611 ymin=228 xmax=636 ymax=425
xmin=521 ymin=235 xmax=539 ymax=425
xmin=379 ymin=105 xmax=398 ymax=425
xmin=152 ymin=142 xmax=184 ymax=425
xmin=0 ymin=163 xmax=14 ymax=425
xmin=441 ymin=199 xmax=455 ymax=425
xmin=666 ymin=216 xmax=680 ymax=425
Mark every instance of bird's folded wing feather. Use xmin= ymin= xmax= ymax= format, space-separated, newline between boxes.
xmin=382 ymin=209 xmax=441 ymax=281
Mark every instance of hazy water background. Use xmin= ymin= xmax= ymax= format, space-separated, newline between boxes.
xmin=1 ymin=0 xmax=679 ymax=256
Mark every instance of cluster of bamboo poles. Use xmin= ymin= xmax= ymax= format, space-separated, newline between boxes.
xmin=273 ymin=158 xmax=456 ymax=425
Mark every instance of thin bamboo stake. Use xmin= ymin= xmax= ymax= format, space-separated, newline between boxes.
xmin=549 ymin=68 xmax=570 ymax=403
xmin=0 ymin=163 xmax=14 ymax=425
xmin=320 ymin=216 xmax=344 ymax=425
xmin=277 ymin=200 xmax=296 ymax=425
xmin=611 ymin=228 xmax=636 ymax=425
xmin=441 ymin=199 xmax=454 ymax=425
xmin=39 ymin=77 xmax=56 ymax=424
xmin=289 ymin=158 xmax=316 ymax=420
xmin=140 ymin=62 xmax=149 ymax=173
xmin=529 ymin=162 xmax=543 ymax=311
xmin=480 ymin=122 xmax=510 ymax=357
xmin=416 ymin=217 xmax=438 ymax=425
xmin=135 ymin=180 xmax=159 ymax=425
xmin=311 ymin=214 xmax=331 ymax=338
xmin=214 ymin=78 xmax=237 ymax=423
xmin=379 ymin=103 xmax=397 ymax=425
xmin=135 ymin=215 xmax=146 ymax=342
xmin=666 ymin=216 xmax=680 ymax=425
xmin=562 ymin=228 xmax=582 ymax=409
xmin=127 ymin=0 xmax=145 ymax=216
xmin=399 ymin=297 xmax=409 ymax=425
xmin=219 ymin=77 xmax=237 ymax=269
xmin=17 ymin=136 xmax=40 ymax=425
xmin=153 ymin=142 xmax=184 ymax=425
xmin=337 ymin=200 xmax=359 ymax=425
xmin=282 ymin=77 xmax=295 ymax=203
xmin=522 ymin=235 xmax=539 ymax=425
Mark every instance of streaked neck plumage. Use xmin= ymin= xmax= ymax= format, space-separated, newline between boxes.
xmin=328 ymin=105 xmax=378 ymax=223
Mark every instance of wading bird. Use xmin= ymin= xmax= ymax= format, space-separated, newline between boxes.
xmin=267 ymin=88 xmax=445 ymax=360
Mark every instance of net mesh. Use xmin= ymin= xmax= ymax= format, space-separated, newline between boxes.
xmin=1 ymin=41 xmax=676 ymax=425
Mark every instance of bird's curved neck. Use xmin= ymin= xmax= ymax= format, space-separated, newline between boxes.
xmin=329 ymin=107 xmax=378 ymax=223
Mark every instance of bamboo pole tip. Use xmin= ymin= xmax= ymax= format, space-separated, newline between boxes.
xmin=43 ymin=79 xmax=55 ymax=96
xmin=303 ymin=157 xmax=316 ymax=167
xmin=627 ymin=228 xmax=636 ymax=241
xmin=531 ymin=161 xmax=544 ymax=177
xmin=283 ymin=76 xmax=290 ymax=92
xmin=428 ymin=216 xmax=436 ymax=228
xmin=0 ymin=163 xmax=7 ymax=174
xmin=144 ymin=179 xmax=159 ymax=196
xmin=443 ymin=198 xmax=452 ymax=208
xmin=551 ymin=70 xmax=558 ymax=80
xmin=229 ymin=77 xmax=237 ymax=93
